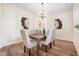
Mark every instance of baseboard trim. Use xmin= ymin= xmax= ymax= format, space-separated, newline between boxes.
xmin=55 ymin=37 xmax=73 ymax=42
xmin=0 ymin=39 xmax=22 ymax=48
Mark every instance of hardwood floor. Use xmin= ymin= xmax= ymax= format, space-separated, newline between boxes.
xmin=0 ymin=39 xmax=78 ymax=56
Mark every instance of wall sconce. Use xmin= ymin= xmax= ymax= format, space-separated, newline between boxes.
xmin=75 ymin=24 xmax=79 ymax=30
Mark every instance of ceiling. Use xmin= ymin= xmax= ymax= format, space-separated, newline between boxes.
xmin=13 ymin=3 xmax=73 ymax=14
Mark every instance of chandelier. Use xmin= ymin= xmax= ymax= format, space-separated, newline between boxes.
xmin=39 ymin=3 xmax=47 ymax=19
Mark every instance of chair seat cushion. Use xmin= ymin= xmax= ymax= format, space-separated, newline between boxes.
xmin=26 ymin=40 xmax=37 ymax=49
xmin=40 ymin=40 xmax=48 ymax=45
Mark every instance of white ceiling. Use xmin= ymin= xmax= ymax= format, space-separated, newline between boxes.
xmin=13 ymin=3 xmax=73 ymax=14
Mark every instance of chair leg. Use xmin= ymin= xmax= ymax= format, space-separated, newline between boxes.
xmin=24 ymin=46 xmax=26 ymax=53
xmin=49 ymin=42 xmax=52 ymax=48
xmin=29 ymin=49 xmax=31 ymax=56
xmin=53 ymin=40 xmax=55 ymax=46
xmin=45 ymin=46 xmax=47 ymax=52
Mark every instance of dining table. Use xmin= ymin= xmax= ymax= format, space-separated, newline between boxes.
xmin=29 ymin=33 xmax=46 ymax=55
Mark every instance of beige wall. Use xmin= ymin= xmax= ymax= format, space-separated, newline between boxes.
xmin=49 ymin=11 xmax=73 ymax=41
xmin=0 ymin=4 xmax=3 ymax=46
xmin=0 ymin=4 xmax=38 ymax=48
xmin=0 ymin=4 xmax=1 ymax=44
xmin=0 ymin=4 xmax=1 ymax=35
xmin=73 ymin=3 xmax=79 ymax=55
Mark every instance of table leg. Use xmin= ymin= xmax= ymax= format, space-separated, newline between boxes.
xmin=24 ymin=45 xmax=26 ymax=53
xmin=45 ymin=45 xmax=47 ymax=52
xmin=49 ymin=42 xmax=52 ymax=48
xmin=37 ymin=44 xmax=40 ymax=55
xmin=53 ymin=40 xmax=55 ymax=46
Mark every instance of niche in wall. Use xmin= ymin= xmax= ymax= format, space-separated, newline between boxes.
xmin=21 ymin=17 xmax=29 ymax=29
xmin=55 ymin=19 xmax=63 ymax=29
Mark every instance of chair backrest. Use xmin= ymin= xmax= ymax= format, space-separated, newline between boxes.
xmin=45 ymin=29 xmax=54 ymax=44
xmin=20 ymin=29 xmax=30 ymax=45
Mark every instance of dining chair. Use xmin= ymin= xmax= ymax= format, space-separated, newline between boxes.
xmin=40 ymin=29 xmax=55 ymax=52
xmin=20 ymin=29 xmax=37 ymax=56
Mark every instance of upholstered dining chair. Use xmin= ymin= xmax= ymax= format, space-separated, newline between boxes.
xmin=20 ymin=29 xmax=37 ymax=56
xmin=40 ymin=29 xmax=55 ymax=52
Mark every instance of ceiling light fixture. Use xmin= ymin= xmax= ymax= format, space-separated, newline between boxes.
xmin=39 ymin=3 xmax=47 ymax=20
